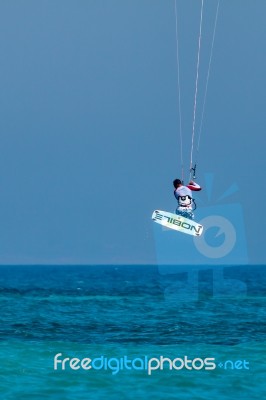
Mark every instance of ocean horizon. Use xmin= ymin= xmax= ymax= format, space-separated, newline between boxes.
xmin=0 ymin=264 xmax=265 ymax=399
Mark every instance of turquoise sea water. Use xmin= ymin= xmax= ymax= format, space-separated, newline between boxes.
xmin=0 ymin=265 xmax=265 ymax=399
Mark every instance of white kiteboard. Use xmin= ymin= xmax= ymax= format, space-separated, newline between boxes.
xmin=152 ymin=209 xmax=203 ymax=237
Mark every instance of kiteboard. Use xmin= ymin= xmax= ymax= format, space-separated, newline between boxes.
xmin=152 ymin=210 xmax=203 ymax=237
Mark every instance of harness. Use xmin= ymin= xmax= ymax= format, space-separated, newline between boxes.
xmin=178 ymin=195 xmax=197 ymax=210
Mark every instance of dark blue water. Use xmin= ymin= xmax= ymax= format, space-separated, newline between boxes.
xmin=0 ymin=265 xmax=265 ymax=399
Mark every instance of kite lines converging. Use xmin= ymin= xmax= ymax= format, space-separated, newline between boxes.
xmin=173 ymin=0 xmax=221 ymax=181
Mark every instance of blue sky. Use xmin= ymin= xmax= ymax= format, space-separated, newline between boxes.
xmin=0 ymin=0 xmax=265 ymax=265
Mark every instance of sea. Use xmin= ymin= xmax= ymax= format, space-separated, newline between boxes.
xmin=0 ymin=264 xmax=265 ymax=400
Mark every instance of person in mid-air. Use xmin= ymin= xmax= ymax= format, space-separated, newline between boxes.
xmin=173 ymin=179 xmax=202 ymax=220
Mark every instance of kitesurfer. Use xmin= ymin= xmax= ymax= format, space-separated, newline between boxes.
xmin=173 ymin=179 xmax=201 ymax=220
